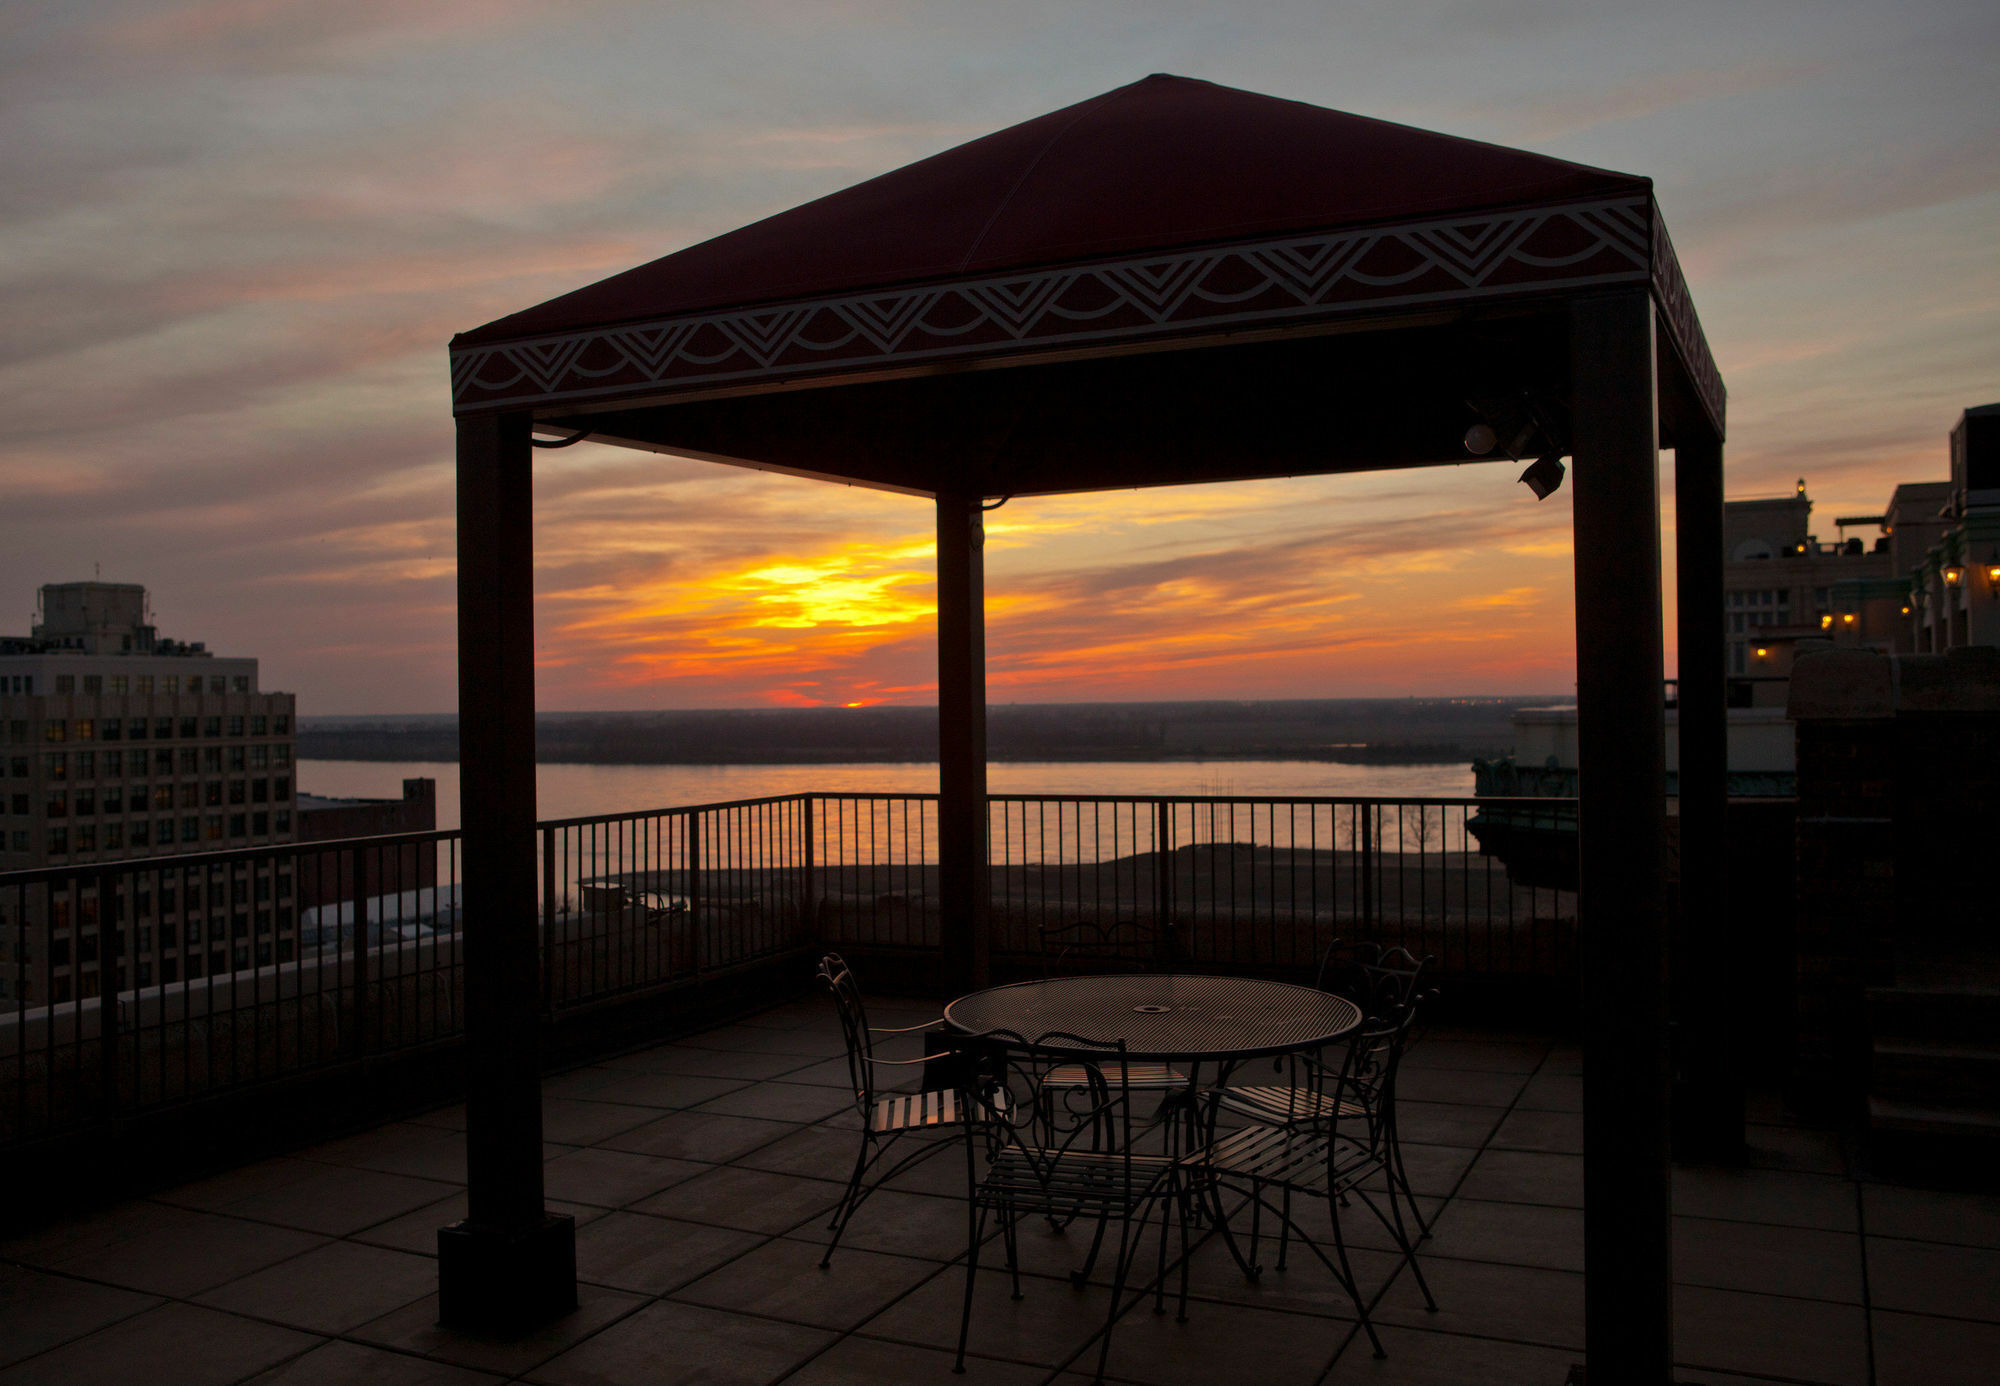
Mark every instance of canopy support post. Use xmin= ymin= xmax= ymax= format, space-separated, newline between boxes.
xmin=1570 ymin=290 xmax=1673 ymax=1385
xmin=936 ymin=490 xmax=991 ymax=995
xmin=1673 ymin=429 xmax=1742 ymax=1159
xmin=439 ymin=410 xmax=576 ymax=1330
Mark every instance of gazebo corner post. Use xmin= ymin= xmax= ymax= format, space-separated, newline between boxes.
xmin=1569 ymin=289 xmax=1674 ymax=1384
xmin=936 ymin=489 xmax=991 ymax=995
xmin=1671 ymin=427 xmax=1742 ymax=1161
xmin=438 ymin=409 xmax=577 ymax=1331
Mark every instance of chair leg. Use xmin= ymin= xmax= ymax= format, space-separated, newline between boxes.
xmin=1277 ymin=1184 xmax=1293 ymax=1271
xmin=955 ymin=1201 xmax=988 ymax=1374
xmin=1002 ymin=1202 xmax=1023 ymax=1301
xmin=1388 ymin=1127 xmax=1431 ymax=1239
xmin=1093 ymin=1211 xmax=1143 ymax=1385
xmin=820 ymin=1132 xmax=876 ymax=1269
xmin=1071 ymin=1196 xmax=1113 ymax=1288
xmin=1328 ymin=1186 xmax=1388 ymax=1358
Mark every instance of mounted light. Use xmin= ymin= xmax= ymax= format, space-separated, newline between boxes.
xmin=1819 ymin=613 xmax=1833 ymax=629
xmin=1518 ymin=454 xmax=1566 ymax=501
xmin=1841 ymin=613 xmax=1857 ymax=626
xmin=1944 ymin=565 xmax=1963 ymax=588
xmin=1987 ymin=563 xmax=2000 ymax=598
xmin=1463 ymin=423 xmax=1497 ymax=455
xmin=1754 ymin=646 xmax=1768 ymax=658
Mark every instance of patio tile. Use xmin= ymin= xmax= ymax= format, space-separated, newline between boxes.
xmin=1741 ymin=1123 xmax=1849 ymax=1177
xmin=150 ymin=1157 xmax=330 ymax=1213
xmin=785 ymin=1187 xmax=980 ymax=1262
xmin=863 ymin=1265 xmax=1109 ymax=1369
xmin=0 ymin=1197 xmax=202 ymax=1268
xmin=635 ymin=1164 xmax=842 ymax=1234
xmin=350 ymin=1193 xmax=607 ymax=1256
xmin=1052 ymin=1298 xmax=1348 ymax=1386
xmin=1672 ymin=1216 xmax=1863 ymax=1303
xmin=526 ymin=1299 xmax=833 ymax=1386
xmin=1864 ymin=1237 xmax=2000 ymax=1322
xmin=539 ymin=1097 xmax=665 ymax=1146
xmin=227 ymin=1165 xmax=462 ymax=1236
xmin=1454 ymin=1150 xmax=1583 ymax=1208
xmin=781 ymin=1056 xmax=865 ymax=1089
xmin=1422 ymin=1197 xmax=1583 ymax=1272
xmin=671 ymin=1236 xmax=941 ymax=1330
xmin=1862 ymin=1183 xmax=2000 ymax=1248
xmin=1392 ymin=1100 xmax=1505 ymax=1148
xmin=299 ymin=1122 xmax=445 ymax=1169
xmin=1401 ymin=1039 xmax=1547 ymax=1074
xmin=1515 ymin=1072 xmax=1584 ymax=1113
xmin=1357 ymin=1141 xmax=1476 ymax=1200
xmin=795 ymin=1335 xmax=1044 ymax=1386
xmin=695 ymin=1079 xmax=857 ymax=1124
xmin=1395 ymin=1068 xmax=1528 ymax=1107
xmin=598 ymin=1110 xmax=796 ymax=1164
xmin=244 ymin=1339 xmax=505 ymax=1384
xmin=39 ymin=1208 xmax=327 ymax=1297
xmin=1320 ymin=1323 xmax=1580 ymax=1385
xmin=1671 ymin=1284 xmax=1867 ymax=1386
xmin=541 ymin=1147 xmax=708 ymax=1208
xmin=682 ymin=1026 xmax=846 ymax=1058
xmin=406 ymin=1102 xmax=466 ymax=1131
xmin=194 ymin=1239 xmax=439 ymax=1333
xmin=1871 ymin=1308 xmax=2000 ymax=1386
xmin=0 ymin=1302 xmax=319 ymax=1386
xmin=352 ymin=1132 xmax=468 ymax=1184
xmin=572 ymin=1211 xmax=765 ymax=1294
xmin=351 ymin=1285 xmax=646 ymax=1377
xmin=1488 ymin=1108 xmax=1584 ymax=1155
xmin=735 ymin=1123 xmax=873 ymax=1180
xmin=1670 ymin=1167 xmax=1857 ymax=1231
xmin=1373 ymin=1256 xmax=1582 ymax=1351
xmin=567 ymin=1070 xmax=750 ymax=1110
xmin=599 ymin=1045 xmax=811 ymax=1080
xmin=1177 ymin=1231 xmax=1401 ymax=1317
xmin=0 ymin=1266 xmax=158 ymax=1369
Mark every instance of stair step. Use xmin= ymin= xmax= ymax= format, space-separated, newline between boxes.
xmin=1866 ymin=986 xmax=2000 ymax=1042
xmin=1868 ymin=1095 xmax=2000 ymax=1138
xmin=1871 ymin=1039 xmax=2000 ymax=1105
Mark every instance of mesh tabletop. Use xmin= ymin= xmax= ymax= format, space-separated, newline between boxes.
xmin=944 ymin=974 xmax=1362 ymax=1062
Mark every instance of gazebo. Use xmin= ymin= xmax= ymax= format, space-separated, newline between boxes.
xmin=445 ymin=75 xmax=1731 ymax=1383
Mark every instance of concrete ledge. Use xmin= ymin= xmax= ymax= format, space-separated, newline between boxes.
xmin=1789 ymin=648 xmax=1893 ymax=720
xmin=1894 ymin=646 xmax=2000 ymax=713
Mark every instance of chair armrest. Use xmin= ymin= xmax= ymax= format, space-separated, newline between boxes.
xmin=868 ymin=1021 xmax=937 ymax=1035
xmin=863 ymin=1054 xmax=930 ymax=1067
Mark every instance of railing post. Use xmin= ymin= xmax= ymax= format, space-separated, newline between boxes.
xmin=540 ymin=825 xmax=555 ymax=1016
xmin=1154 ymin=800 xmax=1175 ymax=964
xmin=800 ymin=797 xmax=818 ymax=944
xmin=686 ymin=811 xmax=702 ymax=977
xmin=1359 ymin=804 xmax=1376 ymax=935
xmin=96 ymin=871 xmax=119 ymax=1122
xmin=348 ymin=843 xmax=370 ymax=1059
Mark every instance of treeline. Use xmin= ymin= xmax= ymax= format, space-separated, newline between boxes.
xmin=300 ymin=698 xmax=1563 ymax=767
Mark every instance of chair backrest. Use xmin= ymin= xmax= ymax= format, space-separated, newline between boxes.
xmin=960 ymin=1028 xmax=1137 ymax=1182
xmin=817 ymin=953 xmax=876 ymax=1120
xmin=1315 ymin=937 xmax=1434 ymax=1019
xmin=1329 ymin=988 xmax=1432 ymax=1160
xmin=1039 ymin=920 xmax=1159 ymax=977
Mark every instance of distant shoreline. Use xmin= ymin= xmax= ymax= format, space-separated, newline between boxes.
xmin=299 ymin=697 xmax=1561 ymax=770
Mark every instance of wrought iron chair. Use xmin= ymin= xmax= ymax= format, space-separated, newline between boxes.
xmin=816 ymin=953 xmax=974 ymax=1268
xmin=1191 ymin=995 xmax=1439 ymax=1359
xmin=954 ymin=1028 xmax=1187 ymax=1382
xmin=1037 ymin=921 xmax=1188 ymax=1101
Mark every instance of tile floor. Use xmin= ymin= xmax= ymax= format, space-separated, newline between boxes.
xmin=3 ymin=995 xmax=1996 ymax=1386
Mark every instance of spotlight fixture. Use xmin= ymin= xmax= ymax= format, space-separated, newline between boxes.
xmin=1841 ymin=613 xmax=1856 ymax=625
xmin=1754 ymin=646 xmax=1769 ymax=658
xmin=1518 ymin=454 xmax=1566 ymax=500
xmin=1944 ymin=565 xmax=1964 ymax=588
xmin=1464 ymin=394 xmax=1567 ymax=501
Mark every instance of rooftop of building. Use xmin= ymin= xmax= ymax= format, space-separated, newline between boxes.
xmin=3 ymin=995 xmax=1992 ymax=1386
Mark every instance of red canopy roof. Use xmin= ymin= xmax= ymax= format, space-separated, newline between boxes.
xmin=460 ymin=74 xmax=1648 ymax=346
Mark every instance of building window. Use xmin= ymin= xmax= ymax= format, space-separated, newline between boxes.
xmin=102 ymin=786 xmax=122 ymax=813
xmin=75 ymin=789 xmax=94 ymax=815
xmin=136 ymin=676 xmax=153 ymax=694
xmin=8 ymin=758 xmax=24 ymax=777
xmin=47 ymin=827 xmax=67 ymax=854
xmin=154 ymin=748 xmax=172 ymax=774
xmin=109 ymin=676 xmax=127 ymax=695
xmin=100 ymin=720 xmax=120 ymax=742
xmin=127 ymin=718 xmax=146 ymax=740
xmin=181 ymin=817 xmax=199 ymax=843
xmin=45 ymin=791 xmax=66 ymax=819
xmin=211 ymin=676 xmax=227 ymax=694
xmin=74 ymin=720 xmax=92 ymax=741
xmin=162 ymin=676 xmax=179 ymax=695
xmin=273 ymin=777 xmax=290 ymax=801
xmin=229 ymin=814 xmax=246 ymax=838
xmin=178 ymin=716 xmax=196 ymax=738
xmin=203 ymin=748 xmax=222 ymax=773
xmin=104 ymin=823 xmax=123 ymax=850
xmin=233 ymin=677 xmax=249 ymax=694
xmin=274 ymin=810 xmax=291 ymax=834
xmin=152 ymin=785 xmax=172 ymax=810
xmin=250 ymin=745 xmax=269 ymax=770
xmin=251 ymin=716 xmax=267 ymax=736
xmin=76 ymin=752 xmax=94 ymax=779
xmin=154 ymin=717 xmax=171 ymax=739
xmin=228 ymin=715 xmax=244 ymax=737
xmin=55 ymin=675 xmax=74 ymax=695
xmin=252 ymin=811 xmax=268 ymax=835
xmin=204 ymin=782 xmax=222 ymax=807
xmin=130 ymin=821 xmax=149 ymax=848
xmin=251 ymin=778 xmax=268 ymax=802
xmin=274 ymin=747 xmax=291 ymax=768
xmin=75 ymin=824 xmax=95 ymax=852
xmin=205 ymin=815 xmax=223 ymax=841
xmin=178 ymin=749 xmax=197 ymax=774
xmin=158 ymin=818 xmax=174 ymax=845
xmin=228 ymin=780 xmax=245 ymax=805
xmin=45 ymin=752 xmax=67 ymax=780
xmin=274 ymin=715 xmax=290 ymax=735
xmin=9 ymin=794 xmax=25 ymax=815
xmin=102 ymin=750 xmax=121 ymax=776
xmin=45 ymin=721 xmax=65 ymax=742
xmin=203 ymin=717 xmax=221 ymax=738
xmin=227 ymin=747 xmax=244 ymax=772
xmin=180 ymin=784 xmax=199 ymax=808
xmin=83 ymin=676 xmax=102 ymax=695
xmin=8 ymin=831 xmax=26 ymax=852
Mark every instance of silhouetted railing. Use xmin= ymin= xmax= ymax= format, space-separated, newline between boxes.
xmin=0 ymin=791 xmax=1574 ymax=1149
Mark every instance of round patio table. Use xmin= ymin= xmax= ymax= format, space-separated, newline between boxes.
xmin=943 ymin=973 xmax=1362 ymax=1064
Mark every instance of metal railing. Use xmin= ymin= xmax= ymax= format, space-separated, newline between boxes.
xmin=1 ymin=790 xmax=1574 ymax=1149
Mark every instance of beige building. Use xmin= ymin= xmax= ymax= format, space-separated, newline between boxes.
xmin=0 ymin=583 xmax=297 ymax=1004
xmin=1722 ymin=481 xmax=1893 ymax=694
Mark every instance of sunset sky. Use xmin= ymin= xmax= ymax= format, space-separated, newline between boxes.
xmin=2 ymin=2 xmax=1994 ymax=714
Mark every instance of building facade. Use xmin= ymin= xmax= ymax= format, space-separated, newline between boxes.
xmin=1722 ymin=480 xmax=1892 ymax=694
xmin=0 ymin=583 xmax=297 ymax=1004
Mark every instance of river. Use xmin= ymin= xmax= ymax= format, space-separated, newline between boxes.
xmin=299 ymin=759 xmax=1478 ymax=831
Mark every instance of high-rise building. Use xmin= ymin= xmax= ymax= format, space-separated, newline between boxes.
xmin=0 ymin=583 xmax=297 ymax=1003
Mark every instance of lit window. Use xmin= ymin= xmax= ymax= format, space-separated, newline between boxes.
xmin=45 ymin=721 xmax=65 ymax=742
xmin=109 ymin=676 xmax=128 ymax=695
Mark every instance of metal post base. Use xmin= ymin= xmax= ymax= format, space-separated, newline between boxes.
xmin=437 ymin=1214 xmax=578 ymax=1332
